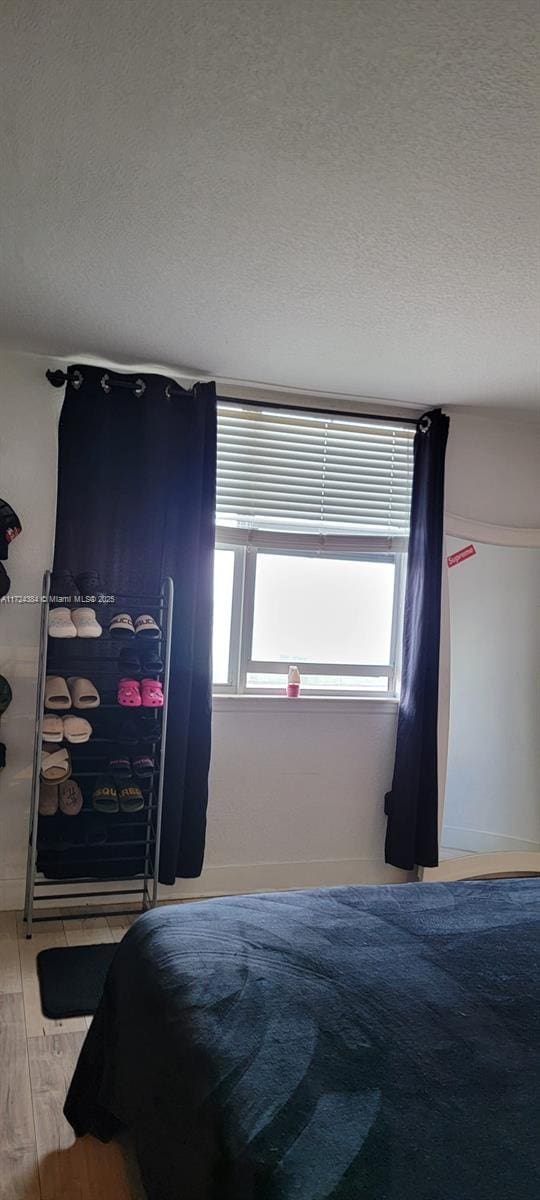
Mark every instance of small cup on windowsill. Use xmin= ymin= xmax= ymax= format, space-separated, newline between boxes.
xmin=286 ymin=666 xmax=300 ymax=698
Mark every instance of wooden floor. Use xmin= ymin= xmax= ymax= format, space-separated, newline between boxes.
xmin=0 ymin=910 xmax=145 ymax=1199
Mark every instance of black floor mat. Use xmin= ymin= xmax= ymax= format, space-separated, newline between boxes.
xmin=37 ymin=943 xmax=118 ymax=1018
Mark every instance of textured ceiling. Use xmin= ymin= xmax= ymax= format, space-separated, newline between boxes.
xmin=0 ymin=0 xmax=538 ymax=408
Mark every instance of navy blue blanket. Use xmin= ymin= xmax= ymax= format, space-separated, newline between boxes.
xmin=65 ymin=879 xmax=540 ymax=1199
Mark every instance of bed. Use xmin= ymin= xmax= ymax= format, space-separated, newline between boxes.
xmin=65 ymin=879 xmax=540 ymax=1199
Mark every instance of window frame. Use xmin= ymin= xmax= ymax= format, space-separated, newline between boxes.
xmin=213 ymin=531 xmax=407 ymax=698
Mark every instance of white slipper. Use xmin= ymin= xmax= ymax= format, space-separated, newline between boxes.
xmin=44 ymin=676 xmax=72 ymax=709
xmin=48 ymin=608 xmax=77 ymax=638
xmin=71 ymin=607 xmax=102 ymax=638
xmin=134 ymin=614 xmax=161 ymax=638
xmin=67 ymin=677 xmax=100 ymax=708
xmin=63 ymin=715 xmax=92 ymax=744
xmin=42 ymin=714 xmax=64 ymax=741
xmin=109 ymin=613 xmax=136 ymax=638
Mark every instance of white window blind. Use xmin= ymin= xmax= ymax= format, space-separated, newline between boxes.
xmin=216 ymin=403 xmax=415 ymax=540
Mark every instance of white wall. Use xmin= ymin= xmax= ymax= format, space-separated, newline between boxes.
xmin=0 ymin=350 xmax=538 ymax=907
xmin=170 ymin=695 xmax=402 ymax=899
xmin=445 ymin=410 xmax=540 ymax=528
xmin=433 ymin=409 xmax=540 ymax=858
xmin=443 ymin=538 xmax=540 ymax=854
xmin=0 ymin=353 xmax=61 ymax=907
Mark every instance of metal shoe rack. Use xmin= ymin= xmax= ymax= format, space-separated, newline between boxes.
xmin=23 ymin=571 xmax=173 ymax=937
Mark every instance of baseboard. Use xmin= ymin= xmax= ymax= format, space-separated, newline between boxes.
xmin=159 ymin=858 xmax=411 ymax=900
xmin=423 ymin=851 xmax=540 ymax=882
xmin=2 ymin=858 xmax=411 ymax=910
xmin=442 ymin=825 xmax=540 ymax=855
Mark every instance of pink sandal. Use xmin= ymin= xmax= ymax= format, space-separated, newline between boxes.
xmin=117 ymin=678 xmax=142 ymax=707
xmin=141 ymin=678 xmax=164 ymax=707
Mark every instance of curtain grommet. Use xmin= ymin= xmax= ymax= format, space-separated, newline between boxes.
xmin=134 ymin=378 xmax=146 ymax=398
xmin=101 ymin=373 xmax=111 ymax=394
xmin=70 ymin=369 xmax=83 ymax=390
xmin=418 ymin=415 xmax=432 ymax=433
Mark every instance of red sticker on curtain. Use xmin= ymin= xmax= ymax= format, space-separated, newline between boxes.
xmin=447 ymin=544 xmax=476 ymax=568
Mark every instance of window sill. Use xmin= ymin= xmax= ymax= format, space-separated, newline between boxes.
xmin=212 ymin=694 xmax=399 ymax=715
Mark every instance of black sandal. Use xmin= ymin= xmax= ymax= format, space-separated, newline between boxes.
xmin=139 ymin=716 xmax=161 ymax=744
xmin=132 ymin=755 xmax=154 ymax=779
xmin=75 ymin=570 xmax=103 ymax=600
xmin=50 ymin=568 xmax=78 ymax=605
xmin=118 ymin=646 xmax=141 ymax=676
xmin=118 ymin=779 xmax=144 ymax=813
xmin=109 ymin=755 xmax=131 ymax=778
xmin=92 ymin=776 xmax=119 ymax=813
xmin=117 ymin=717 xmax=140 ymax=746
xmin=140 ymin=648 xmax=163 ymax=673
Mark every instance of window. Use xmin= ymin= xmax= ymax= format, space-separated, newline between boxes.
xmin=213 ymin=403 xmax=414 ymax=696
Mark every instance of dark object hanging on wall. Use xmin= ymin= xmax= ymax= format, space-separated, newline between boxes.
xmin=0 ymin=498 xmax=22 ymax=557
xmin=0 ymin=564 xmax=10 ymax=598
xmin=384 ymin=407 xmax=450 ymax=871
xmin=52 ymin=364 xmax=216 ymax=883
xmin=0 ymin=496 xmax=22 ymax=597
xmin=0 ymin=674 xmax=13 ymax=714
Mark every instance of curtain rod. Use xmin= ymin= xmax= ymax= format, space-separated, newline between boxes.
xmin=45 ymin=368 xmax=419 ymax=427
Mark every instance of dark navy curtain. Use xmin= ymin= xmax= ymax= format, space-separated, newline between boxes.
xmin=385 ymin=408 xmax=450 ymax=871
xmin=52 ymin=365 xmax=216 ymax=883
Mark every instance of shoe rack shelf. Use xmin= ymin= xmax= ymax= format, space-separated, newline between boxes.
xmin=23 ymin=571 xmax=174 ymax=936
